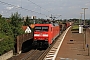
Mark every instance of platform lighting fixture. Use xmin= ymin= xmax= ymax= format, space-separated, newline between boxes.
xmin=82 ymin=8 xmax=88 ymax=25
xmin=82 ymin=8 xmax=88 ymax=51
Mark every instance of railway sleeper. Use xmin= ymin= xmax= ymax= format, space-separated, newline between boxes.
xmin=33 ymin=40 xmax=49 ymax=49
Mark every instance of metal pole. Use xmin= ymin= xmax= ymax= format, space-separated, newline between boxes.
xmin=50 ymin=14 xmax=53 ymax=20
xmin=60 ymin=15 xmax=62 ymax=20
xmin=82 ymin=8 xmax=88 ymax=25
xmin=88 ymin=45 xmax=89 ymax=56
xmin=85 ymin=28 xmax=86 ymax=44
xmin=80 ymin=13 xmax=83 ymax=24
xmin=84 ymin=9 xmax=85 ymax=25
xmin=82 ymin=8 xmax=88 ymax=51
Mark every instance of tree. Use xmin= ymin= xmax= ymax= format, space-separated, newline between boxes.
xmin=10 ymin=12 xmax=24 ymax=38
xmin=0 ymin=16 xmax=14 ymax=55
xmin=24 ymin=15 xmax=30 ymax=26
xmin=86 ymin=19 xmax=90 ymax=25
xmin=0 ymin=17 xmax=13 ymax=35
xmin=0 ymin=14 xmax=2 ymax=18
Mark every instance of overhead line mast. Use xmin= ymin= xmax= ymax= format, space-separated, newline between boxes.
xmin=82 ymin=8 xmax=88 ymax=25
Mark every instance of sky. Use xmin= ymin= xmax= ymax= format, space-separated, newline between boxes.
xmin=0 ymin=0 xmax=90 ymax=19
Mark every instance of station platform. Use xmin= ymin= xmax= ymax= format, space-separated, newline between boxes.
xmin=55 ymin=27 xmax=90 ymax=60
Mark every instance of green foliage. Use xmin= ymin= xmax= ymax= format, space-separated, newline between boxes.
xmin=72 ymin=25 xmax=79 ymax=30
xmin=10 ymin=12 xmax=24 ymax=38
xmin=0 ymin=37 xmax=14 ymax=55
xmin=10 ymin=12 xmax=22 ymax=25
xmin=1 ymin=21 xmax=13 ymax=36
xmin=0 ymin=14 xmax=2 ymax=18
xmin=62 ymin=19 xmax=67 ymax=23
xmin=35 ymin=19 xmax=42 ymax=23
xmin=23 ymin=16 xmax=35 ymax=25
xmin=0 ymin=17 xmax=13 ymax=36
xmin=0 ymin=12 xmax=24 ymax=55
xmin=0 ymin=16 xmax=14 ymax=55
xmin=86 ymin=19 xmax=90 ymax=25
xmin=24 ymin=16 xmax=30 ymax=26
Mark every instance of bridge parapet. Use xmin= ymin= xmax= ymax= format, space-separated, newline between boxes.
xmin=16 ymin=32 xmax=33 ymax=54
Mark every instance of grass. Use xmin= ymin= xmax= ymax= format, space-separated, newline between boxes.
xmin=71 ymin=25 xmax=79 ymax=31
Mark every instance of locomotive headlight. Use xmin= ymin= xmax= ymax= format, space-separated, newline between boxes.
xmin=34 ymin=34 xmax=40 ymax=36
xmin=43 ymin=34 xmax=48 ymax=37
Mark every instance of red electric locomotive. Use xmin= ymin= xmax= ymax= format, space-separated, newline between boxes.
xmin=33 ymin=23 xmax=60 ymax=48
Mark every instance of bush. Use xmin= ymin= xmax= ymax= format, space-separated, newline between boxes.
xmin=0 ymin=37 xmax=14 ymax=55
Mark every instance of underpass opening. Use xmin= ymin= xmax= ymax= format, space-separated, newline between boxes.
xmin=21 ymin=39 xmax=33 ymax=53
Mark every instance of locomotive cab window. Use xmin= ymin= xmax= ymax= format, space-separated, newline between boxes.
xmin=35 ymin=26 xmax=41 ymax=31
xmin=35 ymin=26 xmax=49 ymax=31
xmin=42 ymin=26 xmax=48 ymax=31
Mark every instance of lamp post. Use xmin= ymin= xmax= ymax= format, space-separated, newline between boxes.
xmin=82 ymin=8 xmax=88 ymax=51
xmin=79 ymin=13 xmax=83 ymax=33
xmin=82 ymin=8 xmax=88 ymax=25
xmin=82 ymin=8 xmax=88 ymax=44
xmin=80 ymin=13 xmax=83 ymax=24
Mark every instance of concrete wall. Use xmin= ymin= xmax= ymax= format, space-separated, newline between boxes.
xmin=0 ymin=50 xmax=13 ymax=60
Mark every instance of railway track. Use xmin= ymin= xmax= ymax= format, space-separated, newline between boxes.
xmin=8 ymin=36 xmax=61 ymax=60
xmin=8 ymin=41 xmax=58 ymax=60
xmin=8 ymin=49 xmax=45 ymax=60
xmin=37 ymin=33 xmax=63 ymax=60
xmin=8 ymin=31 xmax=64 ymax=60
xmin=28 ymin=31 xmax=64 ymax=60
xmin=22 ymin=50 xmax=45 ymax=60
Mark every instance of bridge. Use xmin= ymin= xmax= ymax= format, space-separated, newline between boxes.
xmin=16 ymin=32 xmax=33 ymax=54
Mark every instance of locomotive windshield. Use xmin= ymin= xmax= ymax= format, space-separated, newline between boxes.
xmin=35 ymin=26 xmax=49 ymax=31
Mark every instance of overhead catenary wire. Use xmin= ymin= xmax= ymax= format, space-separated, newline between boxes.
xmin=28 ymin=0 xmax=55 ymax=16
xmin=0 ymin=1 xmax=47 ymax=17
xmin=28 ymin=0 xmax=41 ymax=8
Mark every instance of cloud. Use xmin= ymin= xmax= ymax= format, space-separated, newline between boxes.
xmin=6 ymin=6 xmax=14 ymax=10
xmin=1 ymin=11 xmax=3 ymax=13
xmin=6 ymin=5 xmax=21 ymax=10
xmin=85 ymin=2 xmax=90 ymax=6
xmin=16 ymin=5 xmax=20 ymax=8
xmin=1 ymin=0 xmax=90 ymax=19
xmin=17 ymin=5 xmax=20 ymax=7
